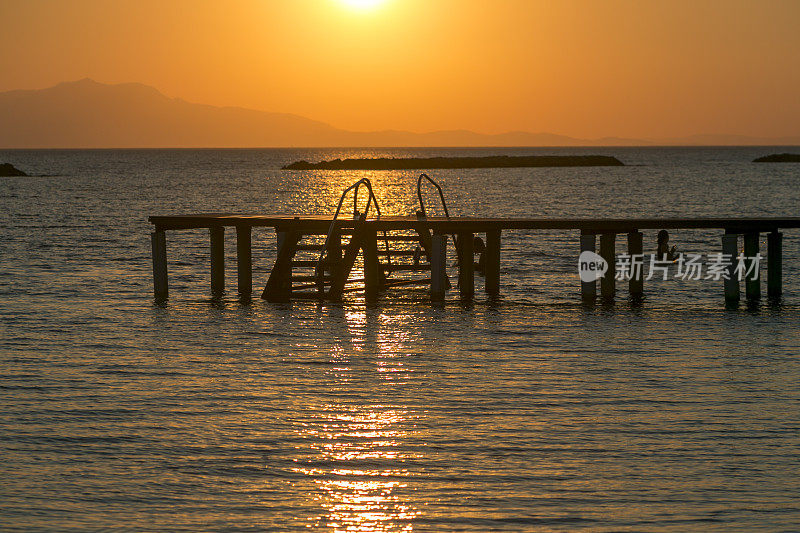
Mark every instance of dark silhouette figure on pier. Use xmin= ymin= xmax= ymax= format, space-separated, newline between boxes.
xmin=657 ymin=230 xmax=678 ymax=261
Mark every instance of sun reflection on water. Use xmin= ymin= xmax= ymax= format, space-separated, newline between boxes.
xmin=295 ymin=406 xmax=418 ymax=531
xmin=292 ymin=307 xmax=423 ymax=531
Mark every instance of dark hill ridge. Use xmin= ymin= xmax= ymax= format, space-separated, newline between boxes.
xmin=753 ymin=153 xmax=800 ymax=163
xmin=283 ymin=155 xmax=624 ymax=170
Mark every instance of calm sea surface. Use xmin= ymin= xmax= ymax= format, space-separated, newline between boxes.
xmin=1 ymin=147 xmax=799 ymax=531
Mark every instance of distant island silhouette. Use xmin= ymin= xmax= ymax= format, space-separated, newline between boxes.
xmin=753 ymin=153 xmax=800 ymax=163
xmin=283 ymin=155 xmax=624 ymax=170
xmin=1 ymin=79 xmax=799 ymax=148
xmin=0 ymin=163 xmax=27 ymax=176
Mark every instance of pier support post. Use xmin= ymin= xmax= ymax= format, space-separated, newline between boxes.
xmin=210 ymin=226 xmax=225 ymax=296
xmin=580 ymin=233 xmax=596 ymax=301
xmin=744 ymin=232 xmax=761 ymax=300
xmin=236 ymin=225 xmax=252 ymax=300
xmin=485 ymin=230 xmax=501 ymax=298
xmin=722 ymin=233 xmax=739 ymax=302
xmin=458 ymin=232 xmax=474 ymax=301
xmin=327 ymin=232 xmax=342 ymax=286
xmin=262 ymin=230 xmax=298 ymax=302
xmin=599 ymin=233 xmax=616 ymax=300
xmin=363 ymin=229 xmax=379 ymax=302
xmin=627 ymin=231 xmax=643 ymax=297
xmin=151 ymin=230 xmax=168 ymax=301
xmin=768 ymin=231 xmax=782 ymax=298
xmin=430 ymin=233 xmax=447 ymax=303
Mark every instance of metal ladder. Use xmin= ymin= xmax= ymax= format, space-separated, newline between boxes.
xmin=315 ymin=178 xmax=392 ymax=297
xmin=285 ymin=175 xmax=455 ymax=300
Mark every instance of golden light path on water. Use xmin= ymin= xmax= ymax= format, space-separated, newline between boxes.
xmin=293 ymin=304 xmax=421 ymax=531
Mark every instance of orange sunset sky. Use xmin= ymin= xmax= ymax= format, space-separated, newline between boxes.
xmin=3 ymin=0 xmax=800 ymax=139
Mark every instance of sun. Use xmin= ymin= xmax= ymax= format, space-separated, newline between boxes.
xmin=339 ymin=0 xmax=385 ymax=10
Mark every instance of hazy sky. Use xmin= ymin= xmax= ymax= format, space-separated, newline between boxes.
xmin=3 ymin=0 xmax=800 ymax=138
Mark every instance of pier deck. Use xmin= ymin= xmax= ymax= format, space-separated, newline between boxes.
xmin=148 ymin=214 xmax=800 ymax=304
xmin=150 ymin=214 xmax=800 ymax=233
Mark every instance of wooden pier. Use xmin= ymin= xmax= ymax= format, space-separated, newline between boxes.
xmin=149 ymin=214 xmax=799 ymax=304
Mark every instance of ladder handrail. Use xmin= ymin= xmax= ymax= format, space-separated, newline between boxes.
xmin=317 ymin=178 xmax=389 ymax=291
xmin=417 ymin=173 xmax=450 ymax=219
xmin=320 ymin=178 xmax=380 ymax=262
xmin=352 ymin=179 xmax=381 ymax=220
xmin=416 ymin=173 xmax=460 ymax=267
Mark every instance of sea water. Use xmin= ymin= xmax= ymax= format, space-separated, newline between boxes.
xmin=1 ymin=147 xmax=799 ymax=531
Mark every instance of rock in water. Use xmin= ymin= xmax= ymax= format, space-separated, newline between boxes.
xmin=0 ymin=163 xmax=28 ymax=176
xmin=753 ymin=153 xmax=800 ymax=163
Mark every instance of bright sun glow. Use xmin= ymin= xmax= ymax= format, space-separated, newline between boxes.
xmin=340 ymin=0 xmax=385 ymax=9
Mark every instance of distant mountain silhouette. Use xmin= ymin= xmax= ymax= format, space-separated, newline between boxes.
xmin=0 ymin=79 xmax=344 ymax=148
xmin=1 ymin=79 xmax=798 ymax=148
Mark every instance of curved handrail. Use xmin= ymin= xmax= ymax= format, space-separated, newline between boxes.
xmin=352 ymin=178 xmax=382 ymax=220
xmin=316 ymin=178 xmax=389 ymax=291
xmin=416 ymin=173 xmax=450 ymax=219
xmin=416 ymin=173 xmax=460 ymax=267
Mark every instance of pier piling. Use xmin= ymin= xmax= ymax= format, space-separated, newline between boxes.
xmin=431 ymin=233 xmax=447 ymax=302
xmin=151 ymin=230 xmax=168 ymax=301
xmin=236 ymin=225 xmax=252 ymax=300
xmin=458 ymin=232 xmax=474 ymax=301
xmin=580 ymin=233 xmax=596 ymax=301
xmin=262 ymin=231 xmax=298 ymax=302
xmin=485 ymin=230 xmax=501 ymax=297
xmin=627 ymin=231 xmax=644 ymax=297
xmin=768 ymin=231 xmax=782 ymax=298
xmin=210 ymin=226 xmax=225 ymax=295
xmin=744 ymin=232 xmax=761 ymax=300
xmin=599 ymin=233 xmax=616 ymax=299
